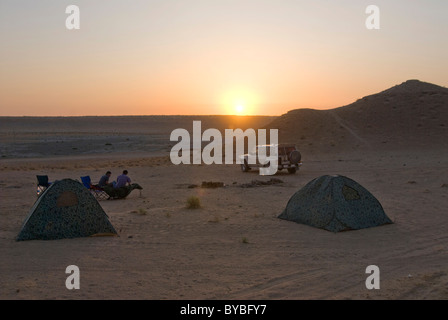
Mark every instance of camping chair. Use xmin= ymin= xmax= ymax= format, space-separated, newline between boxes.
xmin=80 ymin=176 xmax=109 ymax=201
xmin=36 ymin=175 xmax=51 ymax=197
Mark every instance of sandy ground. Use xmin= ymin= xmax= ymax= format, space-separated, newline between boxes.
xmin=0 ymin=119 xmax=447 ymax=300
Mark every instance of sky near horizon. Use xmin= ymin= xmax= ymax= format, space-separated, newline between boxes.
xmin=0 ymin=0 xmax=447 ymax=116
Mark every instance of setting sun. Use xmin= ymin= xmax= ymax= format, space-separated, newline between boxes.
xmin=221 ymin=90 xmax=260 ymax=116
xmin=235 ymin=104 xmax=244 ymax=115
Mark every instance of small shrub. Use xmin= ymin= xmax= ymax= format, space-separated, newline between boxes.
xmin=137 ymin=208 xmax=147 ymax=215
xmin=130 ymin=208 xmax=147 ymax=215
xmin=186 ymin=196 xmax=201 ymax=209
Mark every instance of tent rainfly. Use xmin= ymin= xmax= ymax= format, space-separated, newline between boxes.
xmin=278 ymin=175 xmax=393 ymax=232
xmin=17 ymin=179 xmax=118 ymax=241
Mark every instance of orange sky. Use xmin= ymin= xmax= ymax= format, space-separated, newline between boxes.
xmin=0 ymin=1 xmax=447 ymax=116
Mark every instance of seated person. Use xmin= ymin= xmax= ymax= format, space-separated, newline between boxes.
xmin=98 ymin=171 xmax=112 ymax=188
xmin=115 ymin=170 xmax=131 ymax=188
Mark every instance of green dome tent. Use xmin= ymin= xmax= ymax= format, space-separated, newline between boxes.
xmin=17 ymin=179 xmax=118 ymax=241
xmin=278 ymin=175 xmax=392 ymax=232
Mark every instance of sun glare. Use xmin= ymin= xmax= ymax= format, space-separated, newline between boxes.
xmin=221 ymin=90 xmax=259 ymax=115
xmin=235 ymin=104 xmax=244 ymax=114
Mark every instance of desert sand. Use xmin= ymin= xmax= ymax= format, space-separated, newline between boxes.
xmin=0 ymin=80 xmax=447 ymax=300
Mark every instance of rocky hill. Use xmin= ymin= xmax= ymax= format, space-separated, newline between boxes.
xmin=266 ymin=80 xmax=448 ymax=154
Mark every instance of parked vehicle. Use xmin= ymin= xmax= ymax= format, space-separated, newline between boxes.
xmin=239 ymin=144 xmax=302 ymax=174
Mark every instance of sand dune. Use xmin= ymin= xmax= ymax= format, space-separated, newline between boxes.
xmin=267 ymin=80 xmax=448 ymax=154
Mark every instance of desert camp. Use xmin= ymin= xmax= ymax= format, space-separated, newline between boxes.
xmin=1 ymin=1 xmax=447 ymax=303
xmin=0 ymin=79 xmax=447 ymax=300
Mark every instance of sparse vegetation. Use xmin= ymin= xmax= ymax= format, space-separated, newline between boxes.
xmin=138 ymin=208 xmax=147 ymax=215
xmin=130 ymin=208 xmax=147 ymax=215
xmin=241 ymin=237 xmax=249 ymax=244
xmin=186 ymin=196 xmax=201 ymax=209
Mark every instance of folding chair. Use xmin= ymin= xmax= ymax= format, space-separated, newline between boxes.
xmin=80 ymin=176 xmax=109 ymax=201
xmin=36 ymin=175 xmax=52 ymax=197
